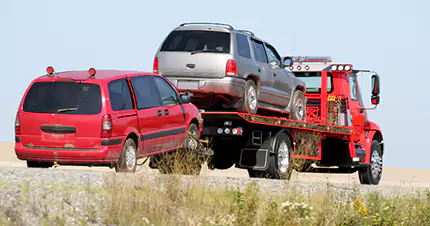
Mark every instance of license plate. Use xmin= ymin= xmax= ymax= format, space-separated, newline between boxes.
xmin=178 ymin=80 xmax=199 ymax=89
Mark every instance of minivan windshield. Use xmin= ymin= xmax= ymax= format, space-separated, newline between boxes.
xmin=160 ymin=30 xmax=231 ymax=53
xmin=294 ymin=72 xmax=333 ymax=93
xmin=23 ymin=81 xmax=102 ymax=114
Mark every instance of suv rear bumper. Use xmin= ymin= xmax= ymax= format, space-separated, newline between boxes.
xmin=14 ymin=139 xmax=123 ymax=164
xmin=166 ymin=76 xmax=246 ymax=97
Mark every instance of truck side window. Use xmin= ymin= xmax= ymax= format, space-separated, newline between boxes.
xmin=129 ymin=76 xmax=161 ymax=109
xmin=251 ymin=39 xmax=268 ymax=63
xmin=349 ymin=74 xmax=358 ymax=101
xmin=154 ymin=76 xmax=179 ymax=106
xmin=236 ymin=33 xmax=251 ymax=59
xmin=108 ymin=78 xmax=134 ymax=111
xmin=265 ymin=44 xmax=282 ymax=67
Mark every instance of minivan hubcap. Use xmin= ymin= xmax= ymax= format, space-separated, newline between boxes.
xmin=278 ymin=141 xmax=290 ymax=173
xmin=125 ymin=146 xmax=136 ymax=169
xmin=247 ymin=86 xmax=257 ymax=110
xmin=295 ymin=99 xmax=304 ymax=120
xmin=371 ymin=150 xmax=382 ymax=179
xmin=188 ymin=129 xmax=198 ymax=150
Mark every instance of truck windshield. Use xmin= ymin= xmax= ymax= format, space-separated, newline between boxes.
xmin=294 ymin=72 xmax=333 ymax=93
xmin=22 ymin=81 xmax=102 ymax=114
xmin=160 ymin=30 xmax=231 ymax=53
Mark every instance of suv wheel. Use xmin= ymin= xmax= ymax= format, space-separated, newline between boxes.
xmin=115 ymin=138 xmax=137 ymax=173
xmin=289 ymin=89 xmax=306 ymax=121
xmin=241 ymin=80 xmax=258 ymax=114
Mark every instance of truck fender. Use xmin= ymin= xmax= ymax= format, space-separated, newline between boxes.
xmin=269 ymin=129 xmax=292 ymax=154
xmin=362 ymin=130 xmax=384 ymax=163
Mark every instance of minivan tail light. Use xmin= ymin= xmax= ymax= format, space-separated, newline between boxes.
xmin=153 ymin=57 xmax=159 ymax=73
xmin=15 ymin=112 xmax=21 ymax=135
xmin=101 ymin=114 xmax=112 ymax=138
xmin=225 ymin=59 xmax=237 ymax=77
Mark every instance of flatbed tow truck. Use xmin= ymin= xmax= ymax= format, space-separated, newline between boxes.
xmin=198 ymin=56 xmax=384 ymax=185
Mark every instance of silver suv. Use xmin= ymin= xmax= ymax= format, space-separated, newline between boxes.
xmin=153 ymin=22 xmax=306 ymax=120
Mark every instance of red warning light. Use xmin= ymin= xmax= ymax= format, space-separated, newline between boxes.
xmin=89 ymin=68 xmax=96 ymax=76
xmin=46 ymin=66 xmax=54 ymax=75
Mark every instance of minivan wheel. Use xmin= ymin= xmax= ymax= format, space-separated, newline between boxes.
xmin=115 ymin=138 xmax=137 ymax=173
xmin=289 ymin=89 xmax=306 ymax=121
xmin=241 ymin=80 xmax=258 ymax=114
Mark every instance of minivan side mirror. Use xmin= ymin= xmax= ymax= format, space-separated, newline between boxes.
xmin=282 ymin=56 xmax=293 ymax=68
xmin=180 ymin=94 xmax=191 ymax=104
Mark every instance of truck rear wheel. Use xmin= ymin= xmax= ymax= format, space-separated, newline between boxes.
xmin=358 ymin=140 xmax=383 ymax=185
xmin=248 ymin=131 xmax=294 ymax=180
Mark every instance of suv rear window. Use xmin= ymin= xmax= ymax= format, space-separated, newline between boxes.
xmin=23 ymin=81 xmax=102 ymax=114
xmin=160 ymin=30 xmax=230 ymax=53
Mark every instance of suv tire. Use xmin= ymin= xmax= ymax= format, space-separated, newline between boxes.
xmin=289 ymin=89 xmax=306 ymax=121
xmin=241 ymin=79 xmax=258 ymax=114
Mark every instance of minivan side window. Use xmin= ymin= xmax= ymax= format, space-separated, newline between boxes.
xmin=108 ymin=78 xmax=134 ymax=111
xmin=236 ymin=33 xmax=251 ymax=59
xmin=129 ymin=76 xmax=161 ymax=109
xmin=251 ymin=39 xmax=268 ymax=63
xmin=153 ymin=76 xmax=179 ymax=106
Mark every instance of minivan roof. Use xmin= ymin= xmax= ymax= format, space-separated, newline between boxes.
xmin=35 ymin=69 xmax=156 ymax=81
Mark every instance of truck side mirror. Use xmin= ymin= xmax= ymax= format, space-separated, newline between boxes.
xmin=371 ymin=74 xmax=380 ymax=96
xmin=282 ymin=56 xmax=293 ymax=68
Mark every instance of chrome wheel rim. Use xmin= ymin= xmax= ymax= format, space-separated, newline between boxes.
xmin=371 ymin=150 xmax=382 ymax=179
xmin=247 ymin=86 xmax=257 ymax=110
xmin=295 ymin=98 xmax=304 ymax=120
xmin=188 ymin=129 xmax=198 ymax=150
xmin=125 ymin=146 xmax=136 ymax=169
xmin=278 ymin=141 xmax=290 ymax=173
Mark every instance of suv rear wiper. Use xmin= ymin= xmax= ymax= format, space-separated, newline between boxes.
xmin=57 ymin=108 xmax=78 ymax=113
xmin=190 ymin=49 xmax=220 ymax=55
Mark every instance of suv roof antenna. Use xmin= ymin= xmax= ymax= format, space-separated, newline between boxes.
xmin=179 ymin=22 xmax=234 ymax=30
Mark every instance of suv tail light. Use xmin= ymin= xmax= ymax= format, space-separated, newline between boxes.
xmin=15 ymin=112 xmax=21 ymax=135
xmin=225 ymin=59 xmax=237 ymax=77
xmin=153 ymin=57 xmax=159 ymax=73
xmin=101 ymin=114 xmax=112 ymax=138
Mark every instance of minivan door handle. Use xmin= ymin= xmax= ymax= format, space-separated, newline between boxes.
xmin=157 ymin=110 xmax=162 ymax=117
xmin=164 ymin=109 xmax=169 ymax=116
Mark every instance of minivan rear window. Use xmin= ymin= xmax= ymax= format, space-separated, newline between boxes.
xmin=160 ymin=30 xmax=230 ymax=53
xmin=23 ymin=81 xmax=102 ymax=114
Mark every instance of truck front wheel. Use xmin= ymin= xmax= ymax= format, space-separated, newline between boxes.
xmin=358 ymin=140 xmax=383 ymax=185
xmin=248 ymin=131 xmax=294 ymax=180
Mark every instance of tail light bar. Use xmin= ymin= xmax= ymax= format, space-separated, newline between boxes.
xmin=15 ymin=112 xmax=21 ymax=135
xmin=153 ymin=57 xmax=159 ymax=73
xmin=101 ymin=114 xmax=112 ymax=138
xmin=225 ymin=59 xmax=237 ymax=77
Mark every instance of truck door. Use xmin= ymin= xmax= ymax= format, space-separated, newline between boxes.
xmin=348 ymin=73 xmax=366 ymax=141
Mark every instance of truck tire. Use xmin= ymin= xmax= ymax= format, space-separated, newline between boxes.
xmin=241 ymin=79 xmax=258 ymax=114
xmin=289 ymin=89 xmax=306 ymax=121
xmin=248 ymin=131 xmax=294 ymax=180
xmin=358 ymin=140 xmax=383 ymax=185
xmin=115 ymin=138 xmax=137 ymax=173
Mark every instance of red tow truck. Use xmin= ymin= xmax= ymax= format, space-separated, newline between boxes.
xmin=199 ymin=56 xmax=384 ymax=185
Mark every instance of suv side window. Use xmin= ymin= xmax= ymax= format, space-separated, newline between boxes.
xmin=251 ymin=39 xmax=268 ymax=63
xmin=265 ymin=44 xmax=282 ymax=68
xmin=108 ymin=78 xmax=134 ymax=111
xmin=129 ymin=76 xmax=161 ymax=109
xmin=236 ymin=33 xmax=251 ymax=59
xmin=154 ymin=76 xmax=179 ymax=106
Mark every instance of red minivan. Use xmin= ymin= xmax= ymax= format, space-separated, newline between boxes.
xmin=14 ymin=67 xmax=203 ymax=172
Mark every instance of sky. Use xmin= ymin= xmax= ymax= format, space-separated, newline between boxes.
xmin=1 ymin=0 xmax=429 ymax=169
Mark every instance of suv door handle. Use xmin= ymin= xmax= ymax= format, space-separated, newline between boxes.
xmin=157 ymin=110 xmax=162 ymax=117
xmin=164 ymin=109 xmax=169 ymax=116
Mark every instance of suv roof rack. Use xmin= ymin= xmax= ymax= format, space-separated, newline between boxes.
xmin=179 ymin=22 xmax=234 ymax=30
xmin=236 ymin=29 xmax=255 ymax=36
xmin=291 ymin=56 xmax=332 ymax=64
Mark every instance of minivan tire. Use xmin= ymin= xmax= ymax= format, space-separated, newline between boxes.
xmin=241 ymin=79 xmax=258 ymax=114
xmin=289 ymin=89 xmax=306 ymax=121
xmin=115 ymin=138 xmax=137 ymax=173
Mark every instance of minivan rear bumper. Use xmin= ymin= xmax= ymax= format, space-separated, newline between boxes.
xmin=14 ymin=139 xmax=123 ymax=164
xmin=166 ymin=76 xmax=247 ymax=97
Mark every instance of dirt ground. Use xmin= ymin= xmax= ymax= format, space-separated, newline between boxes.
xmin=2 ymin=142 xmax=429 ymax=188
